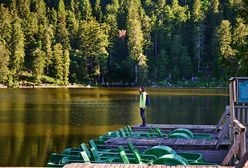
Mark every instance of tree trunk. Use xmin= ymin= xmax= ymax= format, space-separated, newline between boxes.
xmin=46 ymin=66 xmax=49 ymax=75
xmin=197 ymin=27 xmax=200 ymax=70
xmin=109 ymin=52 xmax=112 ymax=66
xmin=135 ymin=64 xmax=138 ymax=84
xmin=154 ymin=30 xmax=158 ymax=59
xmin=194 ymin=24 xmax=201 ymax=71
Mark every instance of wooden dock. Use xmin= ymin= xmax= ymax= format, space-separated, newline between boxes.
xmin=58 ymin=119 xmax=247 ymax=167
xmin=64 ymin=163 xmax=234 ymax=168
xmin=101 ymin=125 xmax=229 ymax=164
xmin=59 ymin=111 xmax=247 ymax=167
xmin=61 ymin=78 xmax=248 ymax=168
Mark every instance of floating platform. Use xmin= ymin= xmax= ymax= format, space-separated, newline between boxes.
xmin=64 ymin=163 xmax=234 ymax=168
xmin=101 ymin=124 xmax=229 ymax=164
xmin=46 ymin=121 xmax=247 ymax=167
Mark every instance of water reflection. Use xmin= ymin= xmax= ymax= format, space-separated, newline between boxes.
xmin=0 ymin=88 xmax=228 ymax=166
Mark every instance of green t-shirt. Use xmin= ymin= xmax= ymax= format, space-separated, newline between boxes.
xmin=139 ymin=92 xmax=147 ymax=108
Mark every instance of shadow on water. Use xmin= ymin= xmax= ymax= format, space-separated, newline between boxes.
xmin=0 ymin=88 xmax=228 ymax=166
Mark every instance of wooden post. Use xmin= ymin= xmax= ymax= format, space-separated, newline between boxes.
xmin=238 ymin=122 xmax=246 ymax=158
xmin=224 ymin=77 xmax=248 ymax=166
xmin=222 ymin=120 xmax=246 ymax=166
xmin=229 ymin=82 xmax=235 ymax=143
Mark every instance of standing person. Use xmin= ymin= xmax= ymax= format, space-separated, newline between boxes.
xmin=139 ymin=86 xmax=147 ymax=126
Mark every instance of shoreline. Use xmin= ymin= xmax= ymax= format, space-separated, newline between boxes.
xmin=0 ymin=83 xmax=90 ymax=89
xmin=0 ymin=83 xmax=228 ymax=89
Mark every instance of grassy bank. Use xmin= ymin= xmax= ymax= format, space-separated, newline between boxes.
xmin=0 ymin=72 xmax=228 ymax=88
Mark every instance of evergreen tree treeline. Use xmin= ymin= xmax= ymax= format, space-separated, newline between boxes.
xmin=0 ymin=0 xmax=248 ymax=87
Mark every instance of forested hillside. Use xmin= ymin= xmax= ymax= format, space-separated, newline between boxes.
xmin=0 ymin=0 xmax=247 ymax=87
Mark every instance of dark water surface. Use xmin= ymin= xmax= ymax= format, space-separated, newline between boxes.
xmin=0 ymin=88 xmax=228 ymax=166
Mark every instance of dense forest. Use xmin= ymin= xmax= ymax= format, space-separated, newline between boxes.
xmin=0 ymin=0 xmax=248 ymax=87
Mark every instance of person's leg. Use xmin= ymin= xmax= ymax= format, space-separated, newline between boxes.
xmin=140 ymin=108 xmax=146 ymax=126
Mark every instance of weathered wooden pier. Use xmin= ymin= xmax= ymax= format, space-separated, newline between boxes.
xmin=64 ymin=163 xmax=234 ymax=168
xmin=63 ymin=77 xmax=248 ymax=168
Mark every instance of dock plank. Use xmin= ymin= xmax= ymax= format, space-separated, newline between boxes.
xmin=63 ymin=163 xmax=234 ymax=168
xmin=132 ymin=124 xmax=218 ymax=134
xmin=105 ymin=137 xmax=230 ymax=150
xmin=133 ymin=124 xmax=217 ymax=129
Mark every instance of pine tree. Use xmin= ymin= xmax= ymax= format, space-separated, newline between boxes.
xmin=0 ymin=5 xmax=15 ymax=85
xmin=180 ymin=47 xmax=193 ymax=78
xmin=105 ymin=0 xmax=119 ymax=66
xmin=154 ymin=0 xmax=166 ymax=18
xmin=237 ymin=0 xmax=248 ymax=23
xmin=151 ymin=0 xmax=167 ymax=60
xmin=192 ymin=0 xmax=203 ymax=22
xmin=140 ymin=8 xmax=153 ymax=57
xmin=192 ymin=0 xmax=204 ymax=71
xmin=48 ymin=8 xmax=58 ymax=33
xmin=35 ymin=0 xmax=47 ymax=37
xmin=79 ymin=0 xmax=92 ymax=20
xmin=43 ymin=25 xmax=54 ymax=75
xmin=78 ymin=19 xmax=109 ymax=81
xmin=143 ymin=0 xmax=153 ymax=16
xmin=10 ymin=0 xmax=17 ymax=15
xmin=218 ymin=20 xmax=236 ymax=59
xmin=94 ymin=0 xmax=103 ymax=22
xmin=157 ymin=49 xmax=170 ymax=81
xmin=0 ymin=5 xmax=12 ymax=48
xmin=70 ymin=0 xmax=75 ymax=13
xmin=9 ymin=17 xmax=25 ymax=87
xmin=171 ymin=0 xmax=188 ymax=24
xmin=0 ymin=42 xmax=10 ymax=84
xmin=63 ymin=49 xmax=70 ymax=85
xmin=170 ymin=34 xmax=181 ymax=79
xmin=233 ymin=18 xmax=248 ymax=75
xmin=169 ymin=34 xmax=192 ymax=79
xmin=57 ymin=0 xmax=70 ymax=49
xmin=32 ymin=46 xmax=45 ymax=84
xmin=69 ymin=0 xmax=80 ymax=20
xmin=206 ymin=0 xmax=221 ymax=76
xmin=53 ymin=43 xmax=64 ymax=83
xmin=20 ymin=2 xmax=38 ymax=70
xmin=217 ymin=20 xmax=237 ymax=76
xmin=211 ymin=0 xmax=220 ymax=14
xmin=69 ymin=50 xmax=88 ymax=83
xmin=127 ymin=0 xmax=145 ymax=83
xmin=17 ymin=0 xmax=30 ymax=19
xmin=66 ymin=7 xmax=79 ymax=48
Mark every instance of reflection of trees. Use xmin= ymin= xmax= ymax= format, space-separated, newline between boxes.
xmin=32 ymin=88 xmax=71 ymax=166
xmin=67 ymin=88 xmax=140 ymax=143
xmin=0 ymin=88 xmax=72 ymax=166
xmin=147 ymin=90 xmax=228 ymax=125
xmin=0 ymin=89 xmax=13 ymax=166
xmin=11 ymin=89 xmax=25 ymax=166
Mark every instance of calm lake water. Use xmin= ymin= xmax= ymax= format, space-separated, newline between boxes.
xmin=0 ymin=88 xmax=228 ymax=166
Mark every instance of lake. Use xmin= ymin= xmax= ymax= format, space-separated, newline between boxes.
xmin=0 ymin=88 xmax=228 ymax=166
